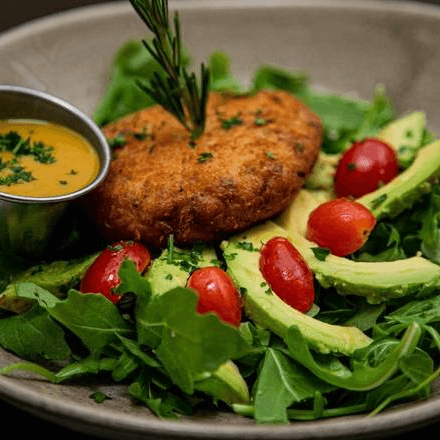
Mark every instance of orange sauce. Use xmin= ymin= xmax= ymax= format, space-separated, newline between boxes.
xmin=0 ymin=120 xmax=100 ymax=198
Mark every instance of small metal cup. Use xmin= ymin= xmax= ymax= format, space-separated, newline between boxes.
xmin=0 ymin=85 xmax=111 ymax=259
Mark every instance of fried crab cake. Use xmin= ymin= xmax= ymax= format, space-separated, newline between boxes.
xmin=85 ymin=90 xmax=322 ymax=248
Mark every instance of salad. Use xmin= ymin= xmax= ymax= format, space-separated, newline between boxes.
xmin=1 ymin=0 xmax=440 ymax=426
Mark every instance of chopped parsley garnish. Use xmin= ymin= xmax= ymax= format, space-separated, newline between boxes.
xmin=90 ymin=391 xmax=112 ymax=404
xmin=165 ymin=235 xmax=205 ymax=272
xmin=236 ymin=241 xmax=259 ymax=252
xmin=197 ymin=152 xmax=214 ymax=163
xmin=0 ymin=131 xmax=57 ymax=186
xmin=266 ymin=151 xmax=276 ymax=160
xmin=311 ymin=247 xmax=331 ymax=261
xmin=218 ymin=112 xmax=244 ymax=130
xmin=254 ymin=109 xmax=269 ymax=126
xmin=371 ymin=194 xmax=388 ymax=209
xmin=295 ymin=142 xmax=305 ymax=153
xmin=107 ymin=134 xmax=127 ymax=148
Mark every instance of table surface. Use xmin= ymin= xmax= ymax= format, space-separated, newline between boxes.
xmin=2 ymin=0 xmax=440 ymax=438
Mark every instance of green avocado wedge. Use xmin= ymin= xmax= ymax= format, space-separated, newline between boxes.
xmin=376 ymin=111 xmax=426 ymax=169
xmin=221 ymin=233 xmax=372 ymax=355
xmin=0 ymin=253 xmax=99 ymax=313
xmin=358 ymin=139 xmax=440 ymax=220
xmin=236 ymin=220 xmax=440 ymax=305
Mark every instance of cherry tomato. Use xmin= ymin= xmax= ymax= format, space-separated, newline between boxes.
xmin=259 ymin=237 xmax=315 ymax=313
xmin=306 ymin=198 xmax=376 ymax=257
xmin=80 ymin=240 xmax=151 ymax=304
xmin=187 ymin=266 xmax=242 ymax=327
xmin=335 ymin=138 xmax=398 ymax=198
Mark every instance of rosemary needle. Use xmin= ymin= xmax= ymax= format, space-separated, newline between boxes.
xmin=129 ymin=0 xmax=210 ymax=141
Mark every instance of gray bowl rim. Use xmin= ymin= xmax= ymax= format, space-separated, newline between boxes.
xmin=0 ymin=84 xmax=111 ymax=204
xmin=1 ymin=0 xmax=440 ymax=439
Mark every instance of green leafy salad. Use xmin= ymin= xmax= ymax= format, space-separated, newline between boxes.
xmin=2 ymin=36 xmax=440 ymax=425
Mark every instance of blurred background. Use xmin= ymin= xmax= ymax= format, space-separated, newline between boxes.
xmin=2 ymin=0 xmax=440 ymax=34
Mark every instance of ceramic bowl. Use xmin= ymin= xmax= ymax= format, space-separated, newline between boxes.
xmin=0 ymin=1 xmax=440 ymax=438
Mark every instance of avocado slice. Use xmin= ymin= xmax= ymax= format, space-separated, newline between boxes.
xmin=377 ymin=111 xmax=426 ymax=168
xmin=145 ymin=245 xmax=250 ymax=406
xmin=0 ymin=253 xmax=99 ymax=313
xmin=222 ymin=232 xmax=371 ymax=355
xmin=358 ymin=139 xmax=440 ymax=220
xmin=277 ymin=188 xmax=333 ymax=237
xmin=271 ymin=138 xmax=440 ymax=305
xmin=305 ymin=152 xmax=339 ymax=190
xmin=244 ymin=220 xmax=440 ymax=304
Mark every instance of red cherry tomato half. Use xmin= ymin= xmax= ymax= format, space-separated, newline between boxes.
xmin=335 ymin=138 xmax=398 ymax=198
xmin=259 ymin=237 xmax=315 ymax=313
xmin=306 ymin=198 xmax=376 ymax=257
xmin=187 ymin=266 xmax=242 ymax=327
xmin=80 ymin=240 xmax=151 ymax=304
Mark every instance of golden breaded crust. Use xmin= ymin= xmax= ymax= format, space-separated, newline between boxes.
xmin=84 ymin=91 xmax=322 ymax=248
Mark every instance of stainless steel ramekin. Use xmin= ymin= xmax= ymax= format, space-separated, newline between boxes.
xmin=0 ymin=85 xmax=111 ymax=259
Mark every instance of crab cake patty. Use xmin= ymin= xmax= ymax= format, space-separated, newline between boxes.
xmin=86 ymin=90 xmax=322 ymax=248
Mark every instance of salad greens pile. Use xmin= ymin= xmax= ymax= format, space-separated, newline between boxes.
xmin=1 ymin=40 xmax=440 ymax=424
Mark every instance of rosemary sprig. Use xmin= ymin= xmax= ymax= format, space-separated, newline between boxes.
xmin=129 ymin=0 xmax=210 ymax=141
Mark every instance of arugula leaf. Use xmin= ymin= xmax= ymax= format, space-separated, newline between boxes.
xmin=418 ymin=186 xmax=440 ymax=264
xmin=135 ymin=286 xmax=250 ymax=394
xmin=286 ymin=322 xmax=421 ymax=391
xmin=253 ymin=347 xmax=334 ymax=423
xmin=208 ymin=51 xmax=242 ymax=93
xmin=16 ymin=283 xmax=132 ymax=356
xmin=93 ymin=40 xmax=189 ymax=126
xmin=129 ymin=370 xmax=196 ymax=419
xmin=354 ymin=223 xmax=407 ymax=262
xmin=350 ymin=85 xmax=395 ymax=141
xmin=250 ymin=65 xmax=309 ymax=96
xmin=0 ymin=304 xmax=70 ymax=360
xmin=374 ymin=294 xmax=440 ymax=339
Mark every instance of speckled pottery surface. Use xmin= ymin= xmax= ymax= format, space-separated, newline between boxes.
xmin=1 ymin=1 xmax=440 ymax=438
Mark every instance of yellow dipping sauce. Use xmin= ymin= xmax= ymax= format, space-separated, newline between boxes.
xmin=0 ymin=120 xmax=100 ymax=198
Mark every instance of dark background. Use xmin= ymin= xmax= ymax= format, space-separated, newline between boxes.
xmin=2 ymin=0 xmax=440 ymax=439
xmin=2 ymin=0 xmax=440 ymax=34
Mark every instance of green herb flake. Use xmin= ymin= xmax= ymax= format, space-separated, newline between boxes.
xmin=224 ymin=252 xmax=237 ymax=261
xmin=90 ymin=391 xmax=112 ymax=404
xmin=255 ymin=117 xmax=268 ymax=126
xmin=371 ymin=194 xmax=388 ymax=209
xmin=295 ymin=142 xmax=305 ymax=153
xmin=107 ymin=243 xmax=125 ymax=252
xmin=131 ymin=126 xmax=150 ymax=140
xmin=347 ymin=162 xmax=357 ymax=171
xmin=311 ymin=247 xmax=331 ymax=261
xmin=107 ymin=134 xmax=127 ymax=148
xmin=219 ymin=112 xmax=244 ymax=130
xmin=0 ymin=131 xmax=57 ymax=186
xmin=197 ymin=152 xmax=214 ymax=163
xmin=236 ymin=241 xmax=258 ymax=252
xmin=167 ymin=234 xmax=175 ymax=264
xmin=266 ymin=151 xmax=276 ymax=160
